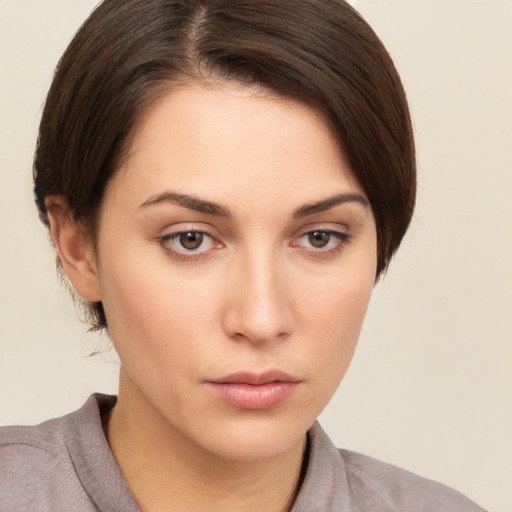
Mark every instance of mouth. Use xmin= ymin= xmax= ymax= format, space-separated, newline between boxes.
xmin=205 ymin=371 xmax=301 ymax=410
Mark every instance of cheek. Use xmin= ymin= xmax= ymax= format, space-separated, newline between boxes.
xmin=97 ymin=252 xmax=221 ymax=368
xmin=300 ymin=264 xmax=375 ymax=380
xmin=303 ymin=257 xmax=374 ymax=333
xmin=278 ymin=273 xmax=374 ymax=422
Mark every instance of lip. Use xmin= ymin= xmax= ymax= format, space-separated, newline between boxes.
xmin=205 ymin=371 xmax=301 ymax=410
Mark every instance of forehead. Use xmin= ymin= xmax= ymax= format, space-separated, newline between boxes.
xmin=110 ymin=82 xmax=363 ymax=209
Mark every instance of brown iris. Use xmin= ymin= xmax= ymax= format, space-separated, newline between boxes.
xmin=308 ymin=231 xmax=330 ymax=248
xmin=179 ymin=232 xmax=204 ymax=250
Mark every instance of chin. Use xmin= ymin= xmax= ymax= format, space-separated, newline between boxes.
xmin=193 ymin=413 xmax=312 ymax=462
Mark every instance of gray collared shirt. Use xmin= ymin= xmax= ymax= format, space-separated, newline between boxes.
xmin=0 ymin=394 xmax=486 ymax=511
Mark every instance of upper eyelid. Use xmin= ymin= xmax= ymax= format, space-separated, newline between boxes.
xmin=159 ymin=223 xmax=219 ymax=238
xmin=159 ymin=229 xmax=218 ymax=247
xmin=161 ymin=228 xmax=213 ymax=237
xmin=293 ymin=229 xmax=350 ymax=243
xmin=158 ymin=225 xmax=350 ymax=241
xmin=157 ymin=227 xmax=350 ymax=262
xmin=158 ymin=230 xmax=220 ymax=259
xmin=291 ymin=222 xmax=350 ymax=238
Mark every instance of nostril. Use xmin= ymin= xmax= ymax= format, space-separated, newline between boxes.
xmin=222 ymin=258 xmax=295 ymax=343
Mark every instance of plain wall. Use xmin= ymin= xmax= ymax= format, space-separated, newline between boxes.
xmin=0 ymin=1 xmax=510 ymax=511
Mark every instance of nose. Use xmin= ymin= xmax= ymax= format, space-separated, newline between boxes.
xmin=222 ymin=249 xmax=295 ymax=344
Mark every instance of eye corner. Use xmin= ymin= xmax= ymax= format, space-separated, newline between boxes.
xmin=290 ymin=227 xmax=352 ymax=256
xmin=157 ymin=228 xmax=223 ymax=262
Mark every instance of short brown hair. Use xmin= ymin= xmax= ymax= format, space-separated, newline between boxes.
xmin=34 ymin=0 xmax=416 ymax=330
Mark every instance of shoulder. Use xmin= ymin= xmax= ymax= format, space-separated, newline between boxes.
xmin=0 ymin=416 xmax=72 ymax=510
xmin=338 ymin=448 xmax=487 ymax=512
xmin=299 ymin=423 xmax=487 ymax=512
xmin=0 ymin=415 xmax=67 ymax=472
xmin=0 ymin=394 xmax=117 ymax=512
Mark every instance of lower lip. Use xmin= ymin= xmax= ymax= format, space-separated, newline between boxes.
xmin=205 ymin=381 xmax=299 ymax=410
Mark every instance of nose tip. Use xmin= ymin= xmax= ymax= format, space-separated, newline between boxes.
xmin=229 ymin=307 xmax=291 ymax=344
xmin=223 ymin=259 xmax=294 ymax=344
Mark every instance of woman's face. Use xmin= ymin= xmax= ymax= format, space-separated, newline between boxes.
xmin=93 ymin=83 xmax=377 ymax=461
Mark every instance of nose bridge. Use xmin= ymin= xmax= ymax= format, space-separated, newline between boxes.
xmin=224 ymin=241 xmax=294 ymax=343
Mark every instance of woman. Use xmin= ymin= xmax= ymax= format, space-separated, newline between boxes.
xmin=0 ymin=1 xmax=487 ymax=510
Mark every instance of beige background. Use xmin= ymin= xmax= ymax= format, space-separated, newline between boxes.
xmin=1 ymin=1 xmax=511 ymax=511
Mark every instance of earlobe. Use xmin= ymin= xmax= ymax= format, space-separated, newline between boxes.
xmin=45 ymin=195 xmax=102 ymax=302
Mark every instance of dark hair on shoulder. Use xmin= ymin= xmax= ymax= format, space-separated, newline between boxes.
xmin=34 ymin=0 xmax=416 ymax=330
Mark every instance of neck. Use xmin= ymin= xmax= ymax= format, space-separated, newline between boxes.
xmin=106 ymin=372 xmax=306 ymax=512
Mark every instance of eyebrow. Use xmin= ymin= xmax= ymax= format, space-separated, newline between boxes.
xmin=139 ymin=191 xmax=232 ymax=218
xmin=293 ymin=193 xmax=369 ymax=218
xmin=139 ymin=190 xmax=369 ymax=219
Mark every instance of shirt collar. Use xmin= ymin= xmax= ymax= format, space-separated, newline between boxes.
xmin=291 ymin=422 xmax=351 ymax=511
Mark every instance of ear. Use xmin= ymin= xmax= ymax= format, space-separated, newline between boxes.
xmin=45 ymin=195 xmax=102 ymax=302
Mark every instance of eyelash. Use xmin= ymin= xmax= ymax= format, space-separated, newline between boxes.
xmin=157 ymin=228 xmax=351 ymax=261
xmin=158 ymin=229 xmax=221 ymax=261
xmin=292 ymin=229 xmax=351 ymax=256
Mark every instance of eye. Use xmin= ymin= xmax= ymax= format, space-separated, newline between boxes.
xmin=307 ymin=231 xmax=332 ymax=248
xmin=160 ymin=230 xmax=217 ymax=256
xmin=177 ymin=231 xmax=206 ymax=250
xmin=293 ymin=229 xmax=350 ymax=252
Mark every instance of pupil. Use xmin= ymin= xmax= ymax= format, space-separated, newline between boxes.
xmin=309 ymin=231 xmax=330 ymax=248
xmin=180 ymin=232 xmax=203 ymax=250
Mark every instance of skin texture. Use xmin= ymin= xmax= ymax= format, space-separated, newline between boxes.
xmin=47 ymin=83 xmax=377 ymax=511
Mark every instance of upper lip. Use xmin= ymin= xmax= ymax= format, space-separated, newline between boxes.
xmin=207 ymin=370 xmax=301 ymax=385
